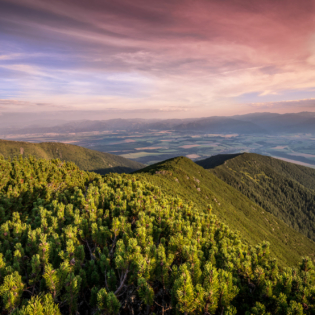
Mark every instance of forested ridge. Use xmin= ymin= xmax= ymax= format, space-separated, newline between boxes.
xmin=136 ymin=157 xmax=315 ymax=266
xmin=197 ymin=153 xmax=315 ymax=241
xmin=0 ymin=140 xmax=145 ymax=175
xmin=0 ymin=156 xmax=315 ymax=314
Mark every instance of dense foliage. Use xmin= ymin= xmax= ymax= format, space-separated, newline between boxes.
xmin=0 ymin=156 xmax=315 ymax=314
xmin=0 ymin=140 xmax=144 ymax=174
xmin=198 ymin=153 xmax=315 ymax=241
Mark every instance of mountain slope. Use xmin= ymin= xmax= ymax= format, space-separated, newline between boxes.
xmin=135 ymin=156 xmax=315 ymax=266
xmin=1 ymin=156 xmax=315 ymax=314
xmin=0 ymin=139 xmax=145 ymax=174
xmin=197 ymin=153 xmax=315 ymax=241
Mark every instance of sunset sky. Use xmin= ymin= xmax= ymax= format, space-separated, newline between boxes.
xmin=1 ymin=0 xmax=315 ymax=118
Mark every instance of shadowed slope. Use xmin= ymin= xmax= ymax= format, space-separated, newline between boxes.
xmin=196 ymin=153 xmax=242 ymax=169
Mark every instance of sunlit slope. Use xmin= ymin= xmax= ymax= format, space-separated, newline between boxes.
xmin=197 ymin=153 xmax=315 ymax=241
xmin=0 ymin=139 xmax=145 ymax=174
xmin=135 ymin=156 xmax=315 ymax=266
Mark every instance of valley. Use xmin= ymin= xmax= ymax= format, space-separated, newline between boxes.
xmin=3 ymin=130 xmax=315 ymax=167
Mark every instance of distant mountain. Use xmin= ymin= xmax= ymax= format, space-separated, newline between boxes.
xmin=174 ymin=116 xmax=267 ymax=133
xmin=234 ymin=112 xmax=315 ymax=133
xmin=197 ymin=153 xmax=315 ymax=241
xmin=1 ymin=111 xmax=315 ymax=135
xmin=0 ymin=118 xmax=195 ymax=135
xmin=136 ymin=156 xmax=315 ymax=266
xmin=289 ymin=117 xmax=315 ymax=133
xmin=0 ymin=117 xmax=266 ymax=135
xmin=0 ymin=139 xmax=145 ymax=174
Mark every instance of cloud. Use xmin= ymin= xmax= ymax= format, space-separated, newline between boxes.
xmin=0 ymin=99 xmax=67 ymax=110
xmin=1 ymin=0 xmax=315 ymax=116
xmin=0 ymin=53 xmax=22 ymax=60
xmin=248 ymin=98 xmax=315 ymax=109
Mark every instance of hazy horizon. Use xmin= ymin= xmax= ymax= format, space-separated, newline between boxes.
xmin=1 ymin=110 xmax=315 ymax=129
xmin=1 ymin=0 xmax=315 ymax=118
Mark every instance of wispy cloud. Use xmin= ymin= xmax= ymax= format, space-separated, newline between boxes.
xmin=248 ymin=98 xmax=315 ymax=109
xmin=0 ymin=99 xmax=67 ymax=110
xmin=1 ymin=0 xmax=315 ymax=117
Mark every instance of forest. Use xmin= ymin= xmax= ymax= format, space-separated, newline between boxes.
xmin=0 ymin=156 xmax=314 ymax=314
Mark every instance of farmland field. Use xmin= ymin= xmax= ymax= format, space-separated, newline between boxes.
xmin=3 ymin=130 xmax=315 ymax=167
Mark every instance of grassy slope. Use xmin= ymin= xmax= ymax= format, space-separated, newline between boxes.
xmin=0 ymin=139 xmax=145 ymax=174
xmin=197 ymin=153 xmax=315 ymax=241
xmin=135 ymin=156 xmax=315 ymax=266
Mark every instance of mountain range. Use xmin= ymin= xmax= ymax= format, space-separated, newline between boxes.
xmin=1 ymin=111 xmax=315 ymax=135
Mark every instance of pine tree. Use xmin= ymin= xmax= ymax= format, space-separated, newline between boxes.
xmin=0 ymin=271 xmax=24 ymax=312
xmin=173 ymin=264 xmax=204 ymax=315
xmin=97 ymin=288 xmax=120 ymax=315
xmin=15 ymin=294 xmax=61 ymax=315
xmin=63 ymin=273 xmax=81 ymax=314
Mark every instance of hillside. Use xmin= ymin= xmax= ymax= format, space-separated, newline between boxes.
xmin=0 ymin=156 xmax=315 ymax=314
xmin=197 ymin=153 xmax=315 ymax=241
xmin=0 ymin=139 xmax=145 ymax=174
xmin=135 ymin=156 xmax=315 ymax=266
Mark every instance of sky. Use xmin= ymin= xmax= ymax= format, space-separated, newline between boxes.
xmin=1 ymin=0 xmax=315 ymax=119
